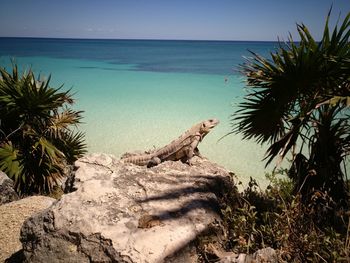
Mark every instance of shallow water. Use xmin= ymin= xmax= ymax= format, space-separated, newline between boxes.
xmin=0 ymin=38 xmax=281 ymax=186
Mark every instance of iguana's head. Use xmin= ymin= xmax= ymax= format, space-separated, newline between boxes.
xmin=199 ymin=118 xmax=219 ymax=135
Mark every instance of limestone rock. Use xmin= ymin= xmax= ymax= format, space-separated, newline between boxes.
xmin=20 ymin=153 xmax=231 ymax=263
xmin=253 ymin=247 xmax=278 ymax=262
xmin=0 ymin=171 xmax=19 ymax=204
xmin=218 ymin=247 xmax=279 ymax=263
xmin=0 ymin=196 xmax=56 ymax=262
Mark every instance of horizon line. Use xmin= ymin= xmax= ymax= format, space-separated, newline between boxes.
xmin=0 ymin=36 xmax=283 ymax=43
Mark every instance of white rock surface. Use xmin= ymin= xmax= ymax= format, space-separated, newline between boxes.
xmin=21 ymin=153 xmax=231 ymax=262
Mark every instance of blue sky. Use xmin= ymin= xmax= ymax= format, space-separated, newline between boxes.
xmin=0 ymin=0 xmax=349 ymax=41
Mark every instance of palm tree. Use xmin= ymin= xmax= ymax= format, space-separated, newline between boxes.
xmin=0 ymin=64 xmax=86 ymax=195
xmin=232 ymin=11 xmax=350 ymax=205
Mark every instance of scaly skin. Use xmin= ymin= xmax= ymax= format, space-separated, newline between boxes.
xmin=121 ymin=119 xmax=219 ymax=167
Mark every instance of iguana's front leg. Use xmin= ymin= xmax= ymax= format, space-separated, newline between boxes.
xmin=194 ymin=147 xmax=203 ymax=158
xmin=185 ymin=134 xmax=201 ymax=165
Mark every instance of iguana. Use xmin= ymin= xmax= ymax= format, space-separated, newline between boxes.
xmin=121 ymin=118 xmax=219 ymax=167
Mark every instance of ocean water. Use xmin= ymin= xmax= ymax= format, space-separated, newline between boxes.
xmin=0 ymin=38 xmax=280 ymax=186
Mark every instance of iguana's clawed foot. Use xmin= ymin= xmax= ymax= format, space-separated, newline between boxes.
xmin=186 ymin=159 xmax=194 ymax=166
xmin=147 ymin=157 xmax=161 ymax=168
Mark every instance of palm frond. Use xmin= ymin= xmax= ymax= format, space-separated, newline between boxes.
xmin=0 ymin=142 xmax=22 ymax=184
xmin=0 ymin=64 xmax=86 ymax=194
xmin=46 ymin=109 xmax=83 ymax=138
xmin=230 ymin=10 xmax=350 ymax=205
xmin=54 ymin=131 xmax=86 ymax=163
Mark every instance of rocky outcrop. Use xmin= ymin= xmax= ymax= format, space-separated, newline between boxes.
xmin=0 ymin=196 xmax=56 ymax=262
xmin=20 ymin=153 xmax=231 ymax=262
xmin=0 ymin=171 xmax=19 ymax=204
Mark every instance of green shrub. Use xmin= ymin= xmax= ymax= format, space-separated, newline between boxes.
xmin=0 ymin=64 xmax=86 ymax=195
xmin=230 ymin=10 xmax=350 ymax=208
xmin=219 ymin=173 xmax=349 ymax=262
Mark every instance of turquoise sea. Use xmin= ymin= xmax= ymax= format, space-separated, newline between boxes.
xmin=0 ymin=38 xmax=280 ymax=186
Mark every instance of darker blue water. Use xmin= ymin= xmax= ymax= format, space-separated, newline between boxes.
xmin=0 ymin=37 xmax=278 ymax=75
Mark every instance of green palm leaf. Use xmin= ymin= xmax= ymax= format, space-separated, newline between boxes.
xmin=0 ymin=142 xmax=22 ymax=183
